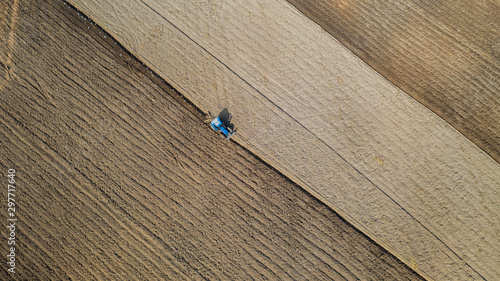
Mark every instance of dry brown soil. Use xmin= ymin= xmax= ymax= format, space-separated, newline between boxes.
xmin=287 ymin=0 xmax=500 ymax=163
xmin=0 ymin=0 xmax=424 ymax=280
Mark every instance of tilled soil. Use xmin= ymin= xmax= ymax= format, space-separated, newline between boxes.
xmin=63 ymin=0 xmax=500 ymax=280
xmin=0 ymin=1 xmax=424 ymax=280
xmin=286 ymin=0 xmax=500 ymax=163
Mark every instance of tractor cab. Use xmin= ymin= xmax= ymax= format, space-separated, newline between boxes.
xmin=210 ymin=117 xmax=235 ymax=140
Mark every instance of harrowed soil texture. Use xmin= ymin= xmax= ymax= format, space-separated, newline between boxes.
xmin=287 ymin=0 xmax=500 ymax=163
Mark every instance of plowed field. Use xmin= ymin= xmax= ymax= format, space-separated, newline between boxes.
xmin=0 ymin=1 xmax=424 ymax=280
xmin=64 ymin=0 xmax=500 ymax=280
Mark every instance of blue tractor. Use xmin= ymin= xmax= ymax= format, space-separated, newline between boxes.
xmin=210 ymin=116 xmax=235 ymax=140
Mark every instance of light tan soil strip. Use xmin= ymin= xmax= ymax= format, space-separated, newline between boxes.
xmin=287 ymin=0 xmax=500 ymax=163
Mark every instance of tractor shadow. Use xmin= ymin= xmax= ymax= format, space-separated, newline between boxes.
xmin=217 ymin=108 xmax=235 ymax=131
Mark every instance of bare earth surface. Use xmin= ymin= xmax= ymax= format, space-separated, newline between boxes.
xmin=287 ymin=0 xmax=500 ymax=163
xmin=65 ymin=0 xmax=500 ymax=280
xmin=0 ymin=0 xmax=425 ymax=280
